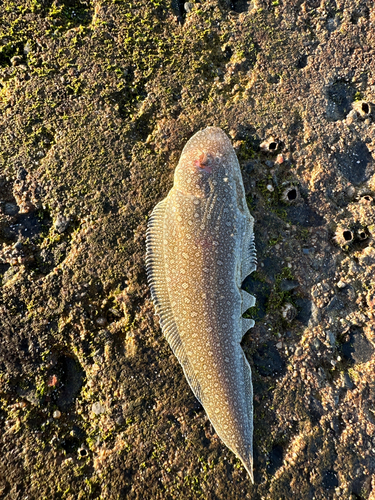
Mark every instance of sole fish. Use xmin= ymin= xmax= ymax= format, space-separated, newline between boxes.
xmin=146 ymin=126 xmax=256 ymax=482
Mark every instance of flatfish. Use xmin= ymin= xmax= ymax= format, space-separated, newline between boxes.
xmin=146 ymin=126 xmax=256 ymax=481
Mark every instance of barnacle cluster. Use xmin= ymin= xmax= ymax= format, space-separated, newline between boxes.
xmin=334 ymin=192 xmax=374 ymax=249
xmin=334 ymin=224 xmax=370 ymax=249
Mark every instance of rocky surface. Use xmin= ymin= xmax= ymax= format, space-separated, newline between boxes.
xmin=0 ymin=1 xmax=375 ymax=499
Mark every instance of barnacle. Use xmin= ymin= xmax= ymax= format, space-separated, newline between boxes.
xmin=357 ymin=228 xmax=369 ymax=241
xmin=281 ymin=302 xmax=297 ymax=322
xmin=334 ymin=225 xmax=354 ymax=248
xmin=281 ymin=186 xmax=300 ymax=203
xmin=359 ymin=194 xmax=373 ymax=204
xmin=260 ymin=137 xmax=279 ymax=153
xmin=352 ymin=100 xmax=372 ymax=119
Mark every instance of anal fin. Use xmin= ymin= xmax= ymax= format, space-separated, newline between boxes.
xmin=241 ymin=289 xmax=256 ymax=313
xmin=242 ymin=318 xmax=255 ymax=336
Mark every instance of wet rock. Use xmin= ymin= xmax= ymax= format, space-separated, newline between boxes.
xmin=267 ymin=444 xmax=283 ymax=475
xmin=342 ymin=372 xmax=354 ymax=390
xmin=309 ymin=396 xmax=324 ymax=423
xmin=295 ymin=298 xmax=313 ymax=326
xmin=287 ymin=203 xmax=325 ymax=227
xmin=322 ymin=470 xmax=339 ymax=490
xmin=54 ymin=355 xmax=85 ymax=410
xmin=341 ymin=327 xmax=374 ymax=364
xmin=325 ymin=295 xmax=344 ymax=313
xmin=327 ymin=331 xmax=336 ymax=346
xmin=326 ymin=81 xmax=355 ymax=121
xmin=17 ymin=167 xmax=27 ymax=181
xmin=335 ymin=141 xmax=374 ymax=185
xmin=253 ymin=341 xmax=285 ymax=377
xmin=4 ymin=202 xmax=19 ymax=216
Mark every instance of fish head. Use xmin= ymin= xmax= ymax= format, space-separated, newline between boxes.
xmin=174 ymin=127 xmax=237 ymax=199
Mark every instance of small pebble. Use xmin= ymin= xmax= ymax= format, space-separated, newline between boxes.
xmin=276 ymin=342 xmax=283 ymax=349
xmin=295 ymin=347 xmax=303 ymax=357
xmin=184 ymin=2 xmax=194 ymax=12
xmin=53 ymin=410 xmax=61 ymax=419
xmin=312 ymin=338 xmax=320 ymax=349
xmin=4 ymin=202 xmax=19 ymax=216
xmin=54 ymin=214 xmax=70 ymax=234
xmin=92 ymin=402 xmax=105 ymax=415
xmin=96 ymin=317 xmax=107 ymax=327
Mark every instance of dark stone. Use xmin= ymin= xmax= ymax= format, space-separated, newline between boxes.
xmin=286 ymin=203 xmax=325 ymax=227
xmin=343 ymin=372 xmax=354 ymax=390
xmin=253 ymin=341 xmax=285 ymax=377
xmin=341 ymin=327 xmax=374 ymax=364
xmin=4 ymin=202 xmax=19 ymax=216
xmin=54 ymin=355 xmax=85 ymax=410
xmin=322 ymin=470 xmax=339 ymax=490
xmin=296 ymin=54 xmax=308 ymax=69
xmin=262 ymin=256 xmax=282 ymax=283
xmin=243 ymin=161 xmax=257 ymax=174
xmin=267 ymin=444 xmax=283 ymax=475
xmin=326 ymin=81 xmax=355 ymax=121
xmin=279 ymin=279 xmax=299 ymax=291
xmin=351 ymin=474 xmax=372 ymax=498
xmin=309 ymin=397 xmax=324 ymax=424
xmin=325 ymin=295 xmax=344 ymax=313
xmin=294 ymin=298 xmax=321 ymax=327
xmin=295 ymin=298 xmax=312 ymax=325
xmin=308 ymin=301 xmax=321 ymax=328
xmin=230 ymin=0 xmax=249 ymax=13
xmin=17 ymin=167 xmax=27 ymax=180
xmin=17 ymin=213 xmax=44 ymax=239
xmin=241 ymin=276 xmax=271 ymax=320
xmin=335 ymin=141 xmax=374 ymax=185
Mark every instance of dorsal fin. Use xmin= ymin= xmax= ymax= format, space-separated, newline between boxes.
xmin=146 ymin=197 xmax=203 ymax=403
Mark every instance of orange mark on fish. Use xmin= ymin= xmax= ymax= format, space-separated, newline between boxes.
xmin=194 ymin=152 xmax=212 ymax=173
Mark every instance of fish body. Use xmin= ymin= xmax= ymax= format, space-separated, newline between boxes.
xmin=146 ymin=127 xmax=256 ymax=481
